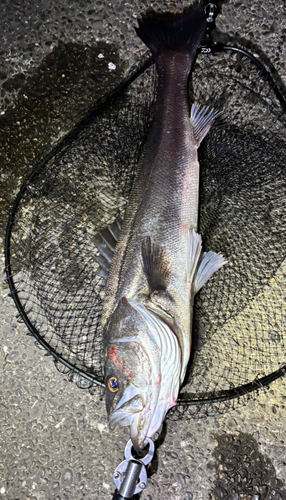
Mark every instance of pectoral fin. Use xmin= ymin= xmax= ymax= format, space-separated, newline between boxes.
xmin=142 ymin=237 xmax=171 ymax=294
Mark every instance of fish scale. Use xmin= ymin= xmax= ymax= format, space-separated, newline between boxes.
xmin=102 ymin=66 xmax=198 ymax=330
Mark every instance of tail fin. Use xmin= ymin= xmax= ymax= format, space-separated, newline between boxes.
xmin=135 ymin=9 xmax=206 ymax=60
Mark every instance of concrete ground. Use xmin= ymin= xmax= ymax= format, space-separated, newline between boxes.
xmin=1 ymin=0 xmax=286 ymax=499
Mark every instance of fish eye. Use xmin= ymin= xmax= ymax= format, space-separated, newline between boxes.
xmin=107 ymin=376 xmax=119 ymax=393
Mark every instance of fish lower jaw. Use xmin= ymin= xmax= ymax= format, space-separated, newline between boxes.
xmin=130 ymin=413 xmax=148 ymax=451
xmin=108 ymin=393 xmax=145 ymax=432
xmin=108 ymin=411 xmax=149 ymax=451
xmin=131 ymin=437 xmax=149 ymax=452
xmin=130 ymin=427 xmax=149 ymax=451
xmin=108 ymin=412 xmax=133 ymax=431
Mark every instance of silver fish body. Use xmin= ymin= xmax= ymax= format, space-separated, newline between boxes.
xmin=100 ymin=9 xmax=226 ymax=450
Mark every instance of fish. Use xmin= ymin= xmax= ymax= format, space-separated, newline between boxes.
xmin=95 ymin=7 xmax=227 ymax=450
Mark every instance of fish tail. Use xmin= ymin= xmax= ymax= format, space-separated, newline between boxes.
xmin=135 ymin=9 xmax=206 ymax=62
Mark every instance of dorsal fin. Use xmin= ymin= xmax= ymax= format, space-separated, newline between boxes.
xmin=93 ymin=215 xmax=122 ymax=286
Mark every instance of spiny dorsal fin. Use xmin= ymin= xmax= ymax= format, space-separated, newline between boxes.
xmin=93 ymin=214 xmax=122 ymax=286
xmin=142 ymin=237 xmax=171 ymax=294
xmin=190 ymin=104 xmax=220 ymax=146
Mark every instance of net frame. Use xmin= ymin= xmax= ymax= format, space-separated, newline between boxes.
xmin=4 ymin=43 xmax=286 ymax=407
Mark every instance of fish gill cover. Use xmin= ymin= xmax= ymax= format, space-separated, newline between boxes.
xmin=5 ymin=18 xmax=286 ymax=419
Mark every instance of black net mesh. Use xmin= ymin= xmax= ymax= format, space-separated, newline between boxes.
xmin=173 ymin=49 xmax=286 ymax=417
xmin=5 ymin=47 xmax=286 ymax=414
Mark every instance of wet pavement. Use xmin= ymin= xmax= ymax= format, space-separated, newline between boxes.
xmin=1 ymin=0 xmax=286 ymax=499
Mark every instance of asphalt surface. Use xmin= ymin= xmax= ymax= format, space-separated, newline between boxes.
xmin=1 ymin=0 xmax=286 ymax=499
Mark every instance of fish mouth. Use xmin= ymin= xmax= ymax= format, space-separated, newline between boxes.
xmin=108 ymin=384 xmax=144 ymax=431
xmin=108 ymin=385 xmax=152 ymax=450
xmin=107 ymin=303 xmax=182 ymax=450
xmin=109 ymin=389 xmax=157 ymax=450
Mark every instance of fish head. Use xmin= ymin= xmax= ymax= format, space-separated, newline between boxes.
xmin=104 ymin=297 xmax=181 ymax=450
xmin=104 ymin=297 xmax=154 ymax=450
